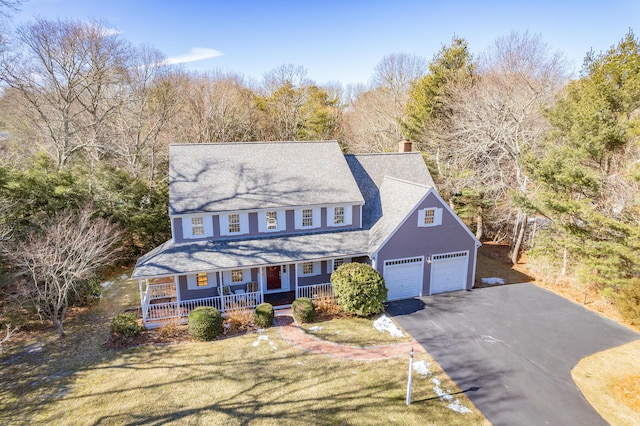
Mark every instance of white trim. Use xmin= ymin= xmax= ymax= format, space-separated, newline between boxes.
xmin=417 ymin=207 xmax=442 ymax=227
xmin=258 ymin=210 xmax=286 ymax=233
xmin=181 ymin=215 xmax=214 ymax=239
xmin=372 ymin=187 xmax=482 ymax=259
xmin=186 ymin=272 xmax=217 ymax=290
xmin=222 ymin=268 xmax=251 ymax=285
xmin=328 ymin=205 xmax=353 ymax=227
xmin=294 ymin=208 xmax=321 ymax=230
xmin=297 ymin=261 xmax=321 ymax=277
xmin=219 ymin=212 xmax=249 ymax=236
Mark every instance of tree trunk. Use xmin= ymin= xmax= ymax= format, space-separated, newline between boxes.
xmin=510 ymin=214 xmax=527 ymax=265
xmin=475 ymin=210 xmax=483 ymax=241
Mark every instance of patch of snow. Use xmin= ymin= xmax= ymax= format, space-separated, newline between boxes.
xmin=432 ymin=377 xmax=453 ymax=401
xmin=308 ymin=326 xmax=323 ymax=331
xmin=100 ymin=280 xmax=114 ymax=289
xmin=447 ymin=399 xmax=472 ymax=414
xmin=252 ymin=332 xmax=276 ymax=350
xmin=481 ymin=277 xmax=505 ymax=285
xmin=373 ymin=314 xmax=405 ymax=337
xmin=413 ymin=360 xmax=430 ymax=377
xmin=119 ymin=274 xmax=128 ymax=280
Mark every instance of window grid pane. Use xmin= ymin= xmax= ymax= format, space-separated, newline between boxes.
xmin=333 ymin=258 xmax=344 ymax=270
xmin=231 ymin=269 xmax=243 ymax=282
xmin=424 ymin=209 xmax=435 ymax=225
xmin=229 ymin=214 xmax=240 ymax=233
xmin=266 ymin=211 xmax=277 ymax=230
xmin=302 ymin=209 xmax=313 ymax=227
xmin=334 ymin=207 xmax=345 ymax=225
xmin=302 ymin=262 xmax=313 ymax=275
xmin=192 ymin=217 xmax=205 ymax=236
xmin=196 ymin=273 xmax=208 ymax=287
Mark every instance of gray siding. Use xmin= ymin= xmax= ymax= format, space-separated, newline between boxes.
xmin=297 ymin=261 xmax=332 ymax=286
xmin=376 ymin=193 xmax=477 ymax=293
xmin=178 ymin=274 xmax=219 ymax=300
xmin=174 ymin=205 xmax=363 ymax=243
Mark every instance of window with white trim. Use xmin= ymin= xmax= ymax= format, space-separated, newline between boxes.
xmin=231 ymin=269 xmax=243 ymax=283
xmin=191 ymin=217 xmax=204 ymax=236
xmin=302 ymin=262 xmax=313 ymax=275
xmin=333 ymin=258 xmax=344 ymax=270
xmin=196 ymin=272 xmax=208 ymax=287
xmin=333 ymin=207 xmax=344 ymax=225
xmin=302 ymin=209 xmax=313 ymax=227
xmin=228 ymin=214 xmax=241 ymax=233
xmin=266 ymin=211 xmax=277 ymax=230
xmin=418 ymin=207 xmax=442 ymax=227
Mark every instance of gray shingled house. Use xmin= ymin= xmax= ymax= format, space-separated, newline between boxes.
xmin=132 ymin=140 xmax=481 ymax=326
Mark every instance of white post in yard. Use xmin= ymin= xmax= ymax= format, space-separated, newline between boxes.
xmin=406 ymin=347 xmax=414 ymax=406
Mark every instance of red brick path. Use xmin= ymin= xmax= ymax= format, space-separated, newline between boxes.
xmin=274 ymin=311 xmax=425 ymax=361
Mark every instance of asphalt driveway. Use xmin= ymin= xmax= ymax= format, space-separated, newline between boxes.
xmin=386 ymin=283 xmax=639 ymax=426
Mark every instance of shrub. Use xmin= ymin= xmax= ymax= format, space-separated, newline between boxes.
xmin=292 ymin=297 xmax=315 ymax=323
xmin=617 ymin=279 xmax=640 ymax=326
xmin=188 ymin=306 xmax=223 ymax=341
xmin=224 ymin=300 xmax=254 ymax=333
xmin=157 ymin=317 xmax=183 ymax=340
xmin=331 ymin=262 xmax=387 ymax=317
xmin=110 ymin=313 xmax=143 ymax=339
xmin=255 ymin=303 xmax=275 ymax=328
xmin=313 ymin=287 xmax=342 ymax=317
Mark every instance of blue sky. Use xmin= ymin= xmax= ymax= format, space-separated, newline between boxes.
xmin=11 ymin=0 xmax=640 ymax=86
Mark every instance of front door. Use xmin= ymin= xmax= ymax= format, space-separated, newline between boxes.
xmin=266 ymin=266 xmax=281 ymax=290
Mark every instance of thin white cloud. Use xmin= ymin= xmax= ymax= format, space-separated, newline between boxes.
xmin=164 ymin=48 xmax=223 ymax=65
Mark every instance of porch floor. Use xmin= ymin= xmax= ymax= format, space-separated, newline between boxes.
xmin=264 ymin=291 xmax=296 ymax=306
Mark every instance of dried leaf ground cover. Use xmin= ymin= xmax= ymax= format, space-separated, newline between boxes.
xmin=0 ymin=272 xmax=486 ymax=425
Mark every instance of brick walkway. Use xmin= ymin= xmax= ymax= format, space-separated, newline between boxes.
xmin=274 ymin=311 xmax=425 ymax=361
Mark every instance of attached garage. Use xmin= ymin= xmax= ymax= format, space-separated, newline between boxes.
xmin=383 ymin=257 xmax=424 ymax=301
xmin=430 ymin=251 xmax=469 ymax=294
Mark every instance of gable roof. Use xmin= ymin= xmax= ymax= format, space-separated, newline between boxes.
xmin=345 ymin=152 xmax=435 ymax=229
xmin=169 ymin=141 xmax=364 ymax=215
xmin=368 ymin=177 xmax=431 ymax=253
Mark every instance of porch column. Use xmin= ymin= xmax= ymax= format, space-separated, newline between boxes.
xmin=258 ymin=266 xmax=264 ymax=304
xmin=138 ymin=279 xmax=144 ymax=305
xmin=174 ymin=276 xmax=181 ymax=317
xmin=295 ymin=263 xmax=299 ymax=299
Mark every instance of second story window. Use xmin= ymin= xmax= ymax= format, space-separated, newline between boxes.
xmin=302 ymin=209 xmax=313 ymax=227
xmin=228 ymin=214 xmax=240 ymax=233
xmin=191 ymin=217 xmax=205 ymax=236
xmin=266 ymin=211 xmax=277 ymax=230
xmin=333 ymin=207 xmax=344 ymax=225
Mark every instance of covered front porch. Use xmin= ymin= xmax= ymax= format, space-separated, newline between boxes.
xmin=138 ymin=272 xmax=334 ymax=327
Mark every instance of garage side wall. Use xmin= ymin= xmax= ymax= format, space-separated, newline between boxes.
xmin=376 ymin=192 xmax=478 ymax=295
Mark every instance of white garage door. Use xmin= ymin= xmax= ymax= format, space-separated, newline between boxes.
xmin=384 ymin=257 xmax=424 ymax=301
xmin=430 ymin=251 xmax=469 ymax=294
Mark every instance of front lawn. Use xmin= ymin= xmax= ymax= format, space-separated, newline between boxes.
xmin=300 ymin=315 xmax=413 ymax=346
xmin=0 ymin=273 xmax=487 ymax=425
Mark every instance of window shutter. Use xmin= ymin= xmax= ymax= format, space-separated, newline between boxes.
xmin=219 ymin=215 xmax=229 ymax=236
xmin=312 ymin=208 xmax=321 ymax=228
xmin=344 ymin=205 xmax=352 ymax=225
xmin=203 ymin=216 xmax=213 ymax=237
xmin=240 ymin=213 xmax=249 ymax=234
xmin=187 ymin=274 xmax=196 ymax=289
xmin=277 ymin=211 xmax=286 ymax=231
xmin=434 ymin=208 xmax=443 ymax=226
xmin=257 ymin=211 xmax=266 ymax=233
xmin=181 ymin=218 xmax=192 ymax=239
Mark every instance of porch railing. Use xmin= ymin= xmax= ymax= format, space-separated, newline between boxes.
xmin=296 ymin=283 xmax=333 ymax=300
xmin=142 ymin=290 xmax=264 ymax=324
xmin=149 ymin=282 xmax=176 ymax=300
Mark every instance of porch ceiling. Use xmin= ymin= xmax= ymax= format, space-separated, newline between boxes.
xmin=132 ymin=229 xmax=370 ymax=279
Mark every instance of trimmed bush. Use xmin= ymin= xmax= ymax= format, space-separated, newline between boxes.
xmin=110 ymin=313 xmax=143 ymax=339
xmin=254 ymin=303 xmax=275 ymax=328
xmin=188 ymin=306 xmax=223 ymax=341
xmin=331 ymin=262 xmax=387 ymax=317
xmin=292 ymin=297 xmax=315 ymax=323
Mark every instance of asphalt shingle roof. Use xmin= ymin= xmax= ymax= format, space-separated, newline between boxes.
xmin=132 ymin=230 xmax=370 ymax=279
xmin=344 ymin=153 xmax=434 ymax=229
xmin=169 ymin=141 xmax=364 ymax=215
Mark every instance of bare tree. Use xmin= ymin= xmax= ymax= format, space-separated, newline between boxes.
xmin=446 ymin=31 xmax=567 ymax=262
xmin=342 ymin=53 xmax=426 ymax=153
xmin=2 ymin=208 xmax=122 ymax=336
xmin=108 ymin=46 xmax=181 ymax=181
xmin=177 ymin=71 xmax=259 ymax=143
xmin=1 ymin=18 xmax=131 ymax=169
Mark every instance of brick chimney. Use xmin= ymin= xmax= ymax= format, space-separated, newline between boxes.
xmin=398 ymin=139 xmax=412 ymax=153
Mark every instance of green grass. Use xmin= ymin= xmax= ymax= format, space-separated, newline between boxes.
xmin=300 ymin=315 xmax=414 ymax=346
xmin=0 ymin=273 xmax=487 ymax=425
